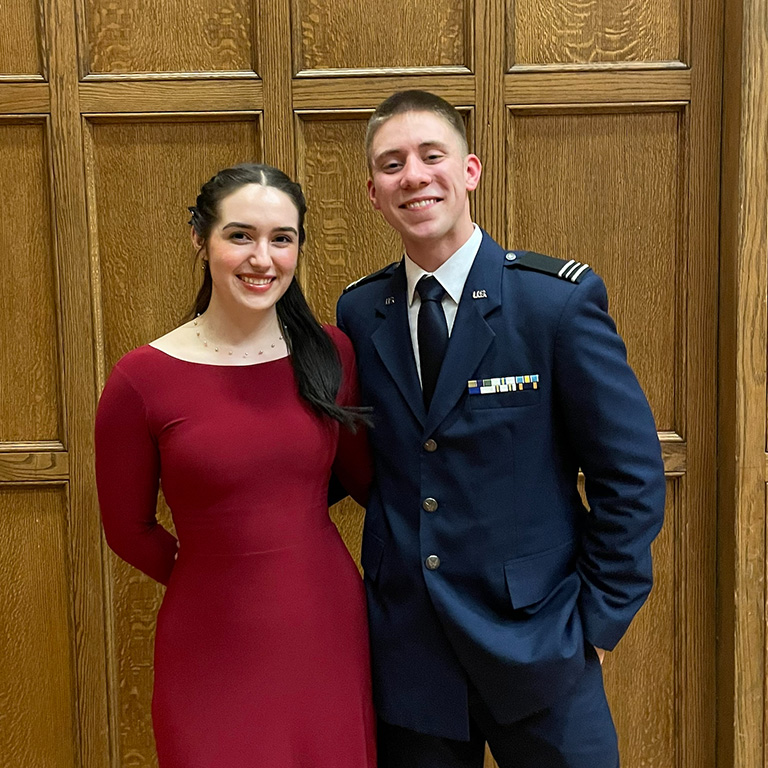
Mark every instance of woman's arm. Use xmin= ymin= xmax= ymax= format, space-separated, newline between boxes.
xmin=95 ymin=365 xmax=178 ymax=585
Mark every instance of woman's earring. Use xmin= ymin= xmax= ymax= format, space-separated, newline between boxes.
xmin=201 ymin=260 xmax=207 ymax=271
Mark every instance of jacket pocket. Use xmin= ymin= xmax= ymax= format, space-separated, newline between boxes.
xmin=361 ymin=531 xmax=385 ymax=582
xmin=504 ymin=540 xmax=576 ymax=609
xmin=469 ymin=389 xmax=540 ymax=409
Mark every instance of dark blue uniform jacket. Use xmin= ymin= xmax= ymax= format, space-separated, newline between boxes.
xmin=336 ymin=232 xmax=665 ymax=740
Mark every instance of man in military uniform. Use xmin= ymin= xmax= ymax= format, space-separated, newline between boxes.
xmin=336 ymin=90 xmax=665 ymax=768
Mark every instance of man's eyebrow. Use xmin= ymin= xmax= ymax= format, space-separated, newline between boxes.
xmin=418 ymin=140 xmax=449 ymax=151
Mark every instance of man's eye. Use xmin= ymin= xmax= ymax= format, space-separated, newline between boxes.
xmin=426 ymin=153 xmax=443 ymax=162
xmin=382 ymin=161 xmax=402 ymax=172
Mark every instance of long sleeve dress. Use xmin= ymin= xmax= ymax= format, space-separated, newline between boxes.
xmin=95 ymin=325 xmax=376 ymax=768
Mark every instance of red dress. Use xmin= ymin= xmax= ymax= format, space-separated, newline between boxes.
xmin=95 ymin=327 xmax=376 ymax=768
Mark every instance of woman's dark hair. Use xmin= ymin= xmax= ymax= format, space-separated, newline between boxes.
xmin=187 ymin=162 xmax=368 ymax=430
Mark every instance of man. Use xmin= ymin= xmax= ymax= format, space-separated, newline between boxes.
xmin=336 ymin=90 xmax=665 ymax=768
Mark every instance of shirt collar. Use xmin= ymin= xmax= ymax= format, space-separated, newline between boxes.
xmin=405 ymin=225 xmax=482 ymax=306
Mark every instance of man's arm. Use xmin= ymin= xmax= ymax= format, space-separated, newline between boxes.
xmin=554 ymin=273 xmax=666 ymax=651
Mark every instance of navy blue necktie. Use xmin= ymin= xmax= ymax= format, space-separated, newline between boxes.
xmin=416 ymin=275 xmax=448 ymax=409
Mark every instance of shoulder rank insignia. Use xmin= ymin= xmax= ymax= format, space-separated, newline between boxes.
xmin=504 ymin=251 xmax=591 ymax=284
xmin=343 ymin=261 xmax=399 ymax=293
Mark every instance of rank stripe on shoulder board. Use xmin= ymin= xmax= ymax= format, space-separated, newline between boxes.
xmin=557 ymin=259 xmax=591 ymax=283
xmin=505 ymin=251 xmax=592 ymax=284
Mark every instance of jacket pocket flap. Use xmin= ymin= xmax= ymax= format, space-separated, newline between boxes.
xmin=504 ymin=540 xmax=576 ymax=609
xmin=361 ymin=531 xmax=385 ymax=581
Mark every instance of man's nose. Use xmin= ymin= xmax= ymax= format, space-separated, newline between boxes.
xmin=400 ymin=156 xmax=430 ymax=187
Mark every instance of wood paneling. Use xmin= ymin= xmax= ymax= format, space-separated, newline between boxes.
xmin=0 ymin=119 xmax=62 ymax=444
xmin=109 ymin=554 xmax=164 ymax=764
xmin=0 ymin=83 xmax=49 ymax=112
xmin=293 ymin=76 xmax=475 ymax=109
xmin=509 ymin=0 xmax=685 ymax=68
xmin=0 ymin=0 xmax=734 ymax=765
xmin=293 ymin=0 xmax=469 ymax=74
xmin=0 ymin=486 xmax=77 ymax=768
xmin=83 ymin=0 xmax=255 ymax=76
xmin=107 ymin=497 xmax=174 ymax=766
xmin=603 ymin=480 xmax=677 ymax=764
xmin=48 ymin=0 xmax=112 ymax=763
xmin=86 ymin=116 xmax=261 ymax=371
xmin=507 ymin=107 xmax=682 ymax=432
xmin=79 ymin=80 xmax=263 ymax=113
xmin=0 ymin=0 xmax=44 ymax=76
xmin=0 ymin=451 xmax=69 ymax=482
xmin=504 ymin=70 xmax=690 ymax=104
xmin=717 ymin=0 xmax=768 ymax=763
xmin=297 ymin=114 xmax=401 ymax=323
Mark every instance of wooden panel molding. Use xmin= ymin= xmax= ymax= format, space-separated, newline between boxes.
xmin=508 ymin=0 xmax=688 ymax=69
xmin=292 ymin=75 xmax=475 ymax=109
xmin=80 ymin=0 xmax=257 ymax=76
xmin=660 ymin=433 xmax=686 ymax=475
xmin=0 ymin=118 xmax=63 ymax=444
xmin=79 ymin=80 xmax=263 ymax=113
xmin=507 ymin=106 xmax=684 ymax=432
xmin=0 ymin=0 xmax=45 ymax=77
xmin=0 ymin=486 xmax=77 ymax=768
xmin=260 ymin=0 xmax=294 ymax=176
xmin=0 ymin=83 xmax=49 ymax=113
xmin=504 ymin=70 xmax=690 ymax=105
xmin=0 ymin=451 xmax=69 ymax=482
xmin=293 ymin=0 xmax=471 ymax=75
xmin=48 ymin=0 xmax=112 ymax=763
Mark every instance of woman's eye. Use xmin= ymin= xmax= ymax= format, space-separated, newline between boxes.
xmin=274 ymin=235 xmax=293 ymax=244
xmin=230 ymin=232 xmax=249 ymax=241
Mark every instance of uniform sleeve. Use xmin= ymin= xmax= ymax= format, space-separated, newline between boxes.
xmin=328 ymin=326 xmax=373 ymax=508
xmin=554 ymin=275 xmax=666 ymax=650
xmin=94 ymin=365 xmax=178 ymax=585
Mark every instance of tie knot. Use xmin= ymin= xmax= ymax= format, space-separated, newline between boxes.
xmin=416 ymin=275 xmax=446 ymax=303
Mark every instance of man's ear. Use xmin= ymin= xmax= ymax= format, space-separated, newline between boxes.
xmin=465 ymin=154 xmax=482 ymax=192
xmin=367 ymin=178 xmax=381 ymax=210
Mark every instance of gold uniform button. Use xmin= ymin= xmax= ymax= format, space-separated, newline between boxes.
xmin=425 ymin=555 xmax=441 ymax=570
xmin=422 ymin=497 xmax=438 ymax=512
xmin=423 ymin=439 xmax=437 ymax=452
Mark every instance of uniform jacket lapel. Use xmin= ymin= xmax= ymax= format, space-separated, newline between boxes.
xmin=424 ymin=235 xmax=502 ymax=435
xmin=371 ymin=261 xmax=427 ymax=427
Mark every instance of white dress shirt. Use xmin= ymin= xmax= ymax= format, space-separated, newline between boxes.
xmin=404 ymin=224 xmax=483 ymax=384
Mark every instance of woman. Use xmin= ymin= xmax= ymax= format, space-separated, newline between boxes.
xmin=95 ymin=163 xmax=376 ymax=768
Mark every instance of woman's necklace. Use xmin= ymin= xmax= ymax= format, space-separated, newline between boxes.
xmin=192 ymin=317 xmax=284 ymax=359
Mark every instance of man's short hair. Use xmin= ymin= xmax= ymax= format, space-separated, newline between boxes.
xmin=365 ymin=90 xmax=469 ymax=168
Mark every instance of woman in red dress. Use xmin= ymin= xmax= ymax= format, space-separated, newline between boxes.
xmin=95 ymin=163 xmax=376 ymax=768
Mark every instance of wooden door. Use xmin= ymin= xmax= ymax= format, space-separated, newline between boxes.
xmin=0 ymin=0 xmax=723 ymax=766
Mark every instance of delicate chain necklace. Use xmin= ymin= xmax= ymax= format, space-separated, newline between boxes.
xmin=192 ymin=317 xmax=284 ymax=360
